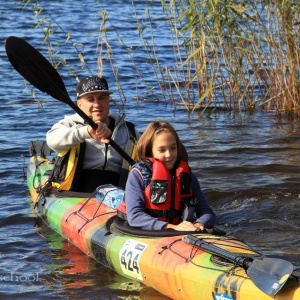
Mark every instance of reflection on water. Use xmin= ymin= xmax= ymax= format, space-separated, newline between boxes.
xmin=33 ymin=218 xmax=169 ymax=299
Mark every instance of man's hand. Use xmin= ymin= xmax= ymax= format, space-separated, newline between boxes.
xmin=88 ymin=121 xmax=111 ymax=143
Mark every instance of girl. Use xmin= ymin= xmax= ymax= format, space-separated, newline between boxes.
xmin=122 ymin=120 xmax=216 ymax=231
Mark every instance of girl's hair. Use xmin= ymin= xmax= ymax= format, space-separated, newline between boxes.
xmin=136 ymin=120 xmax=188 ymax=164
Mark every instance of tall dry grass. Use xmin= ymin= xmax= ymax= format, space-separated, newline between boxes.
xmin=162 ymin=0 xmax=300 ymax=116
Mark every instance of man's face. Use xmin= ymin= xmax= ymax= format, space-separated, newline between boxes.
xmin=77 ymin=92 xmax=110 ymax=124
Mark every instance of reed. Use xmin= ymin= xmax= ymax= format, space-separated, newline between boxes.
xmin=18 ymin=0 xmax=300 ymax=116
xmin=163 ymin=0 xmax=300 ymax=116
xmin=20 ymin=1 xmax=93 ymax=93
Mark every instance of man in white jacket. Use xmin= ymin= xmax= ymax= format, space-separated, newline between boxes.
xmin=47 ymin=76 xmax=139 ymax=193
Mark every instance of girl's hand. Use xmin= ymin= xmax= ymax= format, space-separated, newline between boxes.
xmin=164 ymin=221 xmax=203 ymax=231
xmin=193 ymin=222 xmax=204 ymax=231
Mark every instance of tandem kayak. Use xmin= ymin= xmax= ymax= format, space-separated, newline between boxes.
xmin=27 ymin=141 xmax=300 ymax=300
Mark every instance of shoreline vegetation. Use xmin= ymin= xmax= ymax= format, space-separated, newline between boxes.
xmin=20 ymin=0 xmax=300 ymax=117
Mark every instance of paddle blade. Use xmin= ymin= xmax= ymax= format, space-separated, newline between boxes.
xmin=5 ymin=36 xmax=70 ymax=103
xmin=247 ymin=256 xmax=293 ymax=296
xmin=183 ymin=234 xmax=294 ymax=296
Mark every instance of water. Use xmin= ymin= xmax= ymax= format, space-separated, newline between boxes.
xmin=1 ymin=1 xmax=300 ymax=299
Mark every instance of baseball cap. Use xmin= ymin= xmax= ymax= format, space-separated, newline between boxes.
xmin=76 ymin=76 xmax=113 ymax=99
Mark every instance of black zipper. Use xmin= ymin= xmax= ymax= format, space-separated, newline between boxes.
xmin=169 ymin=172 xmax=176 ymax=223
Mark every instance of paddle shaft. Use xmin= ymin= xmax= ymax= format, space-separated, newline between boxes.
xmin=184 ymin=234 xmax=249 ymax=268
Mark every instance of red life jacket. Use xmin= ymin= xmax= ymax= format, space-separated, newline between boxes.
xmin=117 ymin=158 xmax=194 ymax=224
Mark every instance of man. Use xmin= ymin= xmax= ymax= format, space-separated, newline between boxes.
xmin=46 ymin=76 xmax=139 ymax=193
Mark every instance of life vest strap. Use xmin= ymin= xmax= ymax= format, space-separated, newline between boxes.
xmin=145 ymin=208 xmax=182 ymax=220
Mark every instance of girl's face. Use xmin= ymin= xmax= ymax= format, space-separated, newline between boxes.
xmin=151 ymin=131 xmax=178 ymax=170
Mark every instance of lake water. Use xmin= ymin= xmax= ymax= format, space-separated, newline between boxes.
xmin=1 ymin=1 xmax=300 ymax=299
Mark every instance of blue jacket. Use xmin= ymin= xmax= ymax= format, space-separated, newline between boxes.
xmin=125 ymin=165 xmax=216 ymax=230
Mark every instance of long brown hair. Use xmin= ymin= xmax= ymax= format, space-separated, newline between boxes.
xmin=136 ymin=120 xmax=188 ymax=164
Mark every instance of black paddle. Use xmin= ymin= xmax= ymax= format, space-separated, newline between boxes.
xmin=5 ymin=36 xmax=135 ymax=166
xmin=183 ymin=234 xmax=293 ymax=296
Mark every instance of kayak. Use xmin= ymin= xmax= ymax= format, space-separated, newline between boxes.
xmin=5 ymin=35 xmax=298 ymax=299
xmin=26 ymin=141 xmax=300 ymax=300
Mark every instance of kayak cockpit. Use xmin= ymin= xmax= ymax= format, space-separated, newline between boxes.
xmin=111 ymin=215 xmax=226 ymax=238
